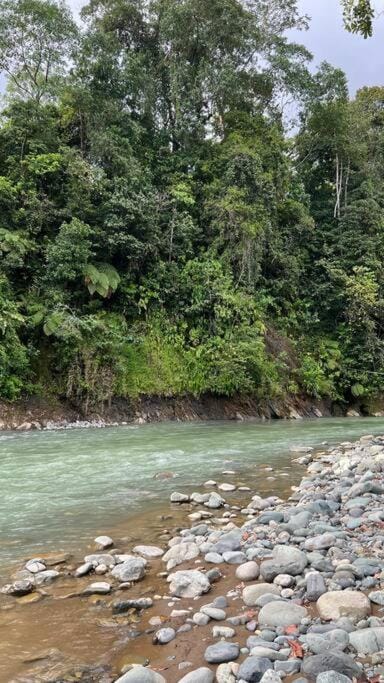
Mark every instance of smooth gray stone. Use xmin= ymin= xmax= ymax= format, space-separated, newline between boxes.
xmin=274 ymin=660 xmax=301 ymax=674
xmin=257 ymin=512 xmax=284 ymax=524
xmin=115 ymin=666 xmax=166 ymax=683
xmin=237 ymin=656 xmax=272 ymax=682
xmin=260 ymin=545 xmax=307 ymax=581
xmin=178 ymin=668 xmax=214 ymax=683
xmin=246 ymin=637 xmax=279 ymax=651
xmin=223 ymin=551 xmax=247 ymax=564
xmin=258 ymin=600 xmax=307 ymax=627
xmin=301 ymin=653 xmax=361 ymax=679
xmin=111 ymin=557 xmax=146 ymax=582
xmin=204 ymin=642 xmax=240 ymax=664
xmin=205 ymin=552 xmax=224 ymax=564
xmin=369 ymin=590 xmax=384 ymax=606
xmin=211 ymin=531 xmax=242 ymax=554
xmin=306 ymin=573 xmax=326 ymax=601
xmin=349 ymin=627 xmax=384 ymax=654
xmin=155 ymin=627 xmax=175 ymax=644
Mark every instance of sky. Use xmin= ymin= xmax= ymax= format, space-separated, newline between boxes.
xmin=292 ymin=0 xmax=384 ymax=94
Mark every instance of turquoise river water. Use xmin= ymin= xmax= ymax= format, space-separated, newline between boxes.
xmin=2 ymin=416 xmax=384 ymax=572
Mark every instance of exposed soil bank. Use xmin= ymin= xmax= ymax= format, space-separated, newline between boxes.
xmin=1 ymin=392 xmax=381 ymax=431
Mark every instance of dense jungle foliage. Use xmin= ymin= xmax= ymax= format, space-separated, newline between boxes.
xmin=1 ymin=0 xmax=384 ymax=413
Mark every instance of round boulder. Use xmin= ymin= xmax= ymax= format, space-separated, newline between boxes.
xmin=317 ymin=591 xmax=370 ymax=621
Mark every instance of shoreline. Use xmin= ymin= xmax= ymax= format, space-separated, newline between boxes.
xmin=2 ymin=434 xmax=384 ymax=682
xmin=2 ymin=393 xmax=383 ymax=432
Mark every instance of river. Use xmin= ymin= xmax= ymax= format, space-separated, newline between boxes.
xmin=2 ymin=417 xmax=384 ymax=682
xmin=2 ymin=416 xmax=384 ymax=573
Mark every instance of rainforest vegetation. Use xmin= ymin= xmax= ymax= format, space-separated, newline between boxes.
xmin=0 ymin=0 xmax=384 ymax=413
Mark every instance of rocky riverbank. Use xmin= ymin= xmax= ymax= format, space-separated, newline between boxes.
xmin=2 ymin=435 xmax=384 ymax=682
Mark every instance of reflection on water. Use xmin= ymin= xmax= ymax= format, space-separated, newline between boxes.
xmin=1 ymin=417 xmax=384 ymax=570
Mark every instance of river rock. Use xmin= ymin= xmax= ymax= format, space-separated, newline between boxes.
xmin=75 ymin=562 xmax=93 ymax=577
xmin=301 ymin=653 xmax=361 ymax=679
xmin=170 ymin=492 xmax=189 ymax=503
xmin=213 ymin=626 xmax=236 ymax=638
xmin=236 ymin=561 xmax=260 ymax=581
xmin=167 ymin=570 xmax=210 ymax=598
xmin=218 ymin=483 xmax=236 ymax=492
xmin=259 ymin=673 xmax=282 ymax=683
xmin=112 ymin=598 xmax=153 ymax=613
xmin=201 ymin=606 xmax=226 ymax=620
xmin=25 ymin=560 xmax=46 ymax=574
xmin=242 ymin=583 xmax=280 ymax=606
xmin=84 ymin=553 xmax=116 ymax=567
xmin=204 ymin=642 xmax=240 ymax=664
xmin=155 ymin=627 xmax=176 ymax=644
xmin=306 ymin=573 xmax=326 ymax=601
xmin=205 ymin=492 xmax=225 ymax=509
xmin=317 ymin=591 xmax=370 ymax=620
xmin=94 ymin=535 xmax=113 ymax=549
xmin=316 ymin=673 xmax=352 ymax=683
xmin=223 ymin=551 xmax=246 ymax=564
xmin=211 ymin=531 xmax=242 ymax=554
xmin=304 ymin=533 xmax=338 ymax=552
xmin=133 ymin=545 xmax=164 ymax=558
xmin=82 ymin=581 xmax=111 ymax=595
xmin=111 ymin=556 xmax=146 ymax=582
xmin=205 ymin=552 xmax=224 ymax=564
xmin=349 ymin=627 xmax=384 ymax=654
xmin=216 ymin=663 xmax=236 ymax=683
xmin=258 ymin=600 xmax=307 ymax=627
xmin=369 ymin=590 xmax=384 ymax=606
xmin=237 ymin=656 xmax=271 ymax=682
xmin=260 ymin=545 xmax=307 ymax=581
xmin=163 ymin=542 xmax=199 ymax=570
xmin=115 ymin=666 xmax=166 ymax=683
xmin=1 ymin=580 xmax=34 ymax=596
xmin=34 ymin=570 xmax=60 ymax=585
xmin=178 ymin=668 xmax=214 ymax=683
xmin=250 ymin=647 xmax=287 ymax=661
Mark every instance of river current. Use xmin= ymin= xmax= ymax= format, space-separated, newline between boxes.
xmin=2 ymin=416 xmax=384 ymax=571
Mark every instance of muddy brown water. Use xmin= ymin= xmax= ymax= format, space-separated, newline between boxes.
xmin=0 ymin=463 xmax=302 ymax=682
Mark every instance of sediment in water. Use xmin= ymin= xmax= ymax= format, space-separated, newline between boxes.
xmin=2 ymin=434 xmax=384 ymax=682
